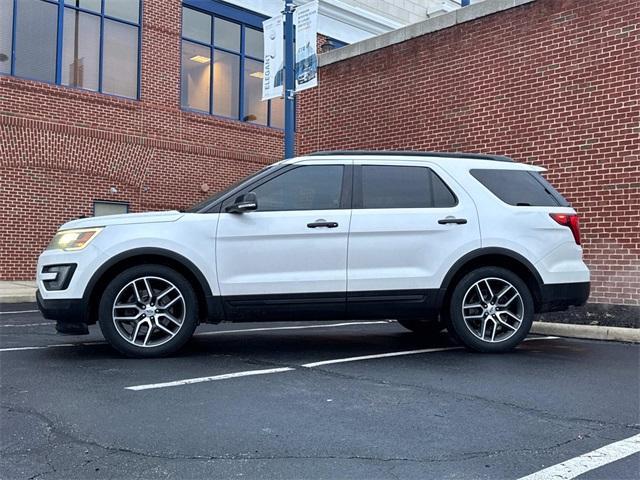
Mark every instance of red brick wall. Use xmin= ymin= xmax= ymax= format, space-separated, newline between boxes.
xmin=298 ymin=0 xmax=639 ymax=306
xmin=0 ymin=0 xmax=283 ymax=280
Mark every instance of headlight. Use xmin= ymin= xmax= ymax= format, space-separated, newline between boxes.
xmin=47 ymin=228 xmax=103 ymax=251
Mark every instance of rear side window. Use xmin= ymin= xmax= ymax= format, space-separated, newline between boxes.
xmin=470 ymin=169 xmax=569 ymax=207
xmin=360 ymin=166 xmax=457 ymax=209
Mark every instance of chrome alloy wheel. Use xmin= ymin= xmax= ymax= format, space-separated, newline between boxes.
xmin=112 ymin=276 xmax=186 ymax=348
xmin=461 ymin=277 xmax=524 ymax=343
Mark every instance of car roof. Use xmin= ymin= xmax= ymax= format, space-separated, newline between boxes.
xmin=308 ymin=150 xmax=514 ymax=162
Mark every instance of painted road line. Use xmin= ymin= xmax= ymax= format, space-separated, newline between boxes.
xmin=0 ymin=309 xmax=40 ymax=315
xmin=518 ymin=432 xmax=640 ymax=480
xmin=0 ymin=341 xmax=105 ymax=352
xmin=0 ymin=322 xmax=55 ymax=328
xmin=125 ymin=367 xmax=295 ymax=391
xmin=125 ymin=336 xmax=560 ymax=391
xmin=196 ymin=320 xmax=393 ymax=336
xmin=300 ymin=347 xmax=459 ymax=368
xmin=0 ymin=321 xmax=394 ymax=353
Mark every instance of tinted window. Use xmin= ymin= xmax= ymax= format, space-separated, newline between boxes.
xmin=361 ymin=166 xmax=456 ymax=209
xmin=250 ymin=166 xmax=343 ymax=212
xmin=471 ymin=169 xmax=569 ymax=206
xmin=14 ymin=0 xmax=58 ymax=82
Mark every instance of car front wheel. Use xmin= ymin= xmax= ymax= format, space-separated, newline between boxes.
xmin=447 ymin=267 xmax=533 ymax=353
xmin=98 ymin=265 xmax=198 ymax=357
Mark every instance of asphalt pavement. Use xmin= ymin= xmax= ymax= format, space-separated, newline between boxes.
xmin=1 ymin=306 xmax=639 ymax=479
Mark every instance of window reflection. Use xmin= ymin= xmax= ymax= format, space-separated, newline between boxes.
xmin=181 ymin=41 xmax=210 ymax=112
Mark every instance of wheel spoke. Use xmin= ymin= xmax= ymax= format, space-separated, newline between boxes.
xmin=131 ymin=319 xmax=144 ymax=343
xmin=499 ymin=292 xmax=520 ymax=307
xmin=475 ymin=284 xmax=487 ymax=302
xmin=161 ymin=296 xmax=181 ymax=309
xmin=143 ymin=278 xmax=153 ymax=302
xmin=484 ymin=279 xmax=494 ymax=299
xmin=159 ymin=312 xmax=182 ymax=326
xmin=496 ymin=313 xmax=518 ymax=330
xmin=496 ymin=285 xmax=513 ymax=301
xmin=480 ymin=317 xmax=488 ymax=340
xmin=114 ymin=314 xmax=142 ymax=322
xmin=132 ymin=281 xmax=144 ymax=303
xmin=463 ymin=303 xmax=482 ymax=310
xmin=157 ymin=286 xmax=175 ymax=301
xmin=490 ymin=318 xmax=497 ymax=342
xmin=501 ymin=310 xmax=522 ymax=322
xmin=154 ymin=320 xmax=174 ymax=337
xmin=143 ymin=322 xmax=153 ymax=346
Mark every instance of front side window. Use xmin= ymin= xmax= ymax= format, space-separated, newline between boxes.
xmin=248 ymin=166 xmax=343 ymax=212
xmin=2 ymin=0 xmax=141 ymax=99
xmin=360 ymin=166 xmax=457 ymax=209
xmin=181 ymin=6 xmax=284 ymax=128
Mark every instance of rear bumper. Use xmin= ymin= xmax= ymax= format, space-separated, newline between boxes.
xmin=36 ymin=290 xmax=89 ymax=335
xmin=538 ymin=281 xmax=590 ymax=313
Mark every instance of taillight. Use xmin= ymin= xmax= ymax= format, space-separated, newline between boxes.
xmin=550 ymin=213 xmax=581 ymax=245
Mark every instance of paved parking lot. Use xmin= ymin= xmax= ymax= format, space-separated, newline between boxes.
xmin=1 ymin=305 xmax=639 ymax=480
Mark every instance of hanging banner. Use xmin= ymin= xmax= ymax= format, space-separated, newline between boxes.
xmin=262 ymin=15 xmax=284 ymax=100
xmin=293 ymin=1 xmax=319 ymax=92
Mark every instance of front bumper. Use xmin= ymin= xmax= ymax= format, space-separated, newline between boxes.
xmin=538 ymin=281 xmax=590 ymax=313
xmin=36 ymin=290 xmax=89 ymax=335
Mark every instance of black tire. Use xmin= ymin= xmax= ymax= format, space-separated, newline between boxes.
xmin=397 ymin=318 xmax=445 ymax=336
xmin=447 ymin=266 xmax=534 ymax=353
xmin=98 ymin=264 xmax=198 ymax=358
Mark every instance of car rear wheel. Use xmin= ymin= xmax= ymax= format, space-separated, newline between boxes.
xmin=447 ymin=266 xmax=533 ymax=353
xmin=98 ymin=265 xmax=198 ymax=357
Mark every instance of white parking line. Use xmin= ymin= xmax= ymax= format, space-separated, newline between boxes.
xmin=517 ymin=433 xmax=640 ymax=480
xmin=125 ymin=336 xmax=559 ymax=391
xmin=0 ymin=321 xmax=393 ymax=353
xmin=300 ymin=347 xmax=458 ymax=367
xmin=0 ymin=309 xmax=40 ymax=315
xmin=196 ymin=320 xmax=392 ymax=336
xmin=126 ymin=367 xmax=295 ymax=391
xmin=0 ymin=322 xmax=55 ymax=328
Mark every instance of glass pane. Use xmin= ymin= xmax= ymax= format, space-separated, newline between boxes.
xmin=252 ymin=166 xmax=343 ymax=212
xmin=212 ymin=49 xmax=239 ymax=118
xmin=362 ymin=166 xmax=431 ymax=209
xmin=64 ymin=0 xmax=101 ymax=13
xmin=470 ymin=170 xmax=566 ymax=207
xmin=245 ymin=27 xmax=263 ymax=59
xmin=102 ymin=19 xmax=139 ymax=98
xmin=62 ymin=9 xmax=100 ymax=91
xmin=94 ymin=201 xmax=128 ymax=216
xmin=270 ymin=97 xmax=284 ymax=129
xmin=14 ymin=0 xmax=58 ymax=82
xmin=243 ymin=58 xmax=266 ymax=124
xmin=181 ymin=41 xmax=210 ymax=112
xmin=214 ymin=18 xmax=240 ymax=52
xmin=0 ymin=0 xmax=12 ymax=74
xmin=182 ymin=7 xmax=211 ymax=44
xmin=431 ymin=172 xmax=457 ymax=208
xmin=104 ymin=0 xmax=139 ymax=23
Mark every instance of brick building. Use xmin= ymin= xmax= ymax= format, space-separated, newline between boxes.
xmin=1 ymin=0 xmax=638 ymax=309
xmin=1 ymin=0 xmax=402 ymax=280
xmin=298 ymin=0 xmax=639 ymax=306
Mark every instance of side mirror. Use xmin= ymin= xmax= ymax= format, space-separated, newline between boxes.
xmin=226 ymin=192 xmax=258 ymax=213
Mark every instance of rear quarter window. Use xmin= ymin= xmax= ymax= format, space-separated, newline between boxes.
xmin=470 ymin=169 xmax=569 ymax=207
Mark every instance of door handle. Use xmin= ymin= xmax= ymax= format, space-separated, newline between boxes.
xmin=307 ymin=221 xmax=339 ymax=228
xmin=438 ymin=217 xmax=467 ymax=225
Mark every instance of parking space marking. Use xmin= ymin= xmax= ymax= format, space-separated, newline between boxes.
xmin=0 ymin=309 xmax=40 ymax=315
xmin=0 ymin=321 xmax=393 ymax=353
xmin=300 ymin=347 xmax=458 ymax=367
xmin=0 ymin=322 xmax=55 ymax=328
xmin=196 ymin=320 xmax=392 ymax=336
xmin=125 ymin=367 xmax=295 ymax=391
xmin=125 ymin=336 xmax=560 ymax=391
xmin=518 ymin=432 xmax=640 ymax=480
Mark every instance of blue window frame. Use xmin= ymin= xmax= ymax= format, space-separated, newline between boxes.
xmin=0 ymin=0 xmax=142 ymax=100
xmin=181 ymin=1 xmax=284 ymax=129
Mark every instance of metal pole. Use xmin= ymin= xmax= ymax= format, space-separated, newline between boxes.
xmin=283 ymin=1 xmax=296 ymax=159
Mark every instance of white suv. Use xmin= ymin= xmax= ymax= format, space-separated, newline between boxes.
xmin=36 ymin=152 xmax=590 ymax=357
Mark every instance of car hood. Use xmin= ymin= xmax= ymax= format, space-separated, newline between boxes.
xmin=60 ymin=211 xmax=184 ymax=230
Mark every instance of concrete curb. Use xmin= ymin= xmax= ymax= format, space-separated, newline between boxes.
xmin=531 ymin=322 xmax=640 ymax=343
xmin=0 ymin=291 xmax=37 ymax=304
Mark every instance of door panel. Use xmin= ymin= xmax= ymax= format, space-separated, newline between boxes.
xmin=347 ymin=162 xmax=481 ymax=310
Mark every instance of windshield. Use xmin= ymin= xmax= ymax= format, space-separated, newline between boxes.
xmin=187 ymin=164 xmax=278 ymax=213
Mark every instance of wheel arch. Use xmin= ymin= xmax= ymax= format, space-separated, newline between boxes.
xmin=439 ymin=248 xmax=544 ymax=313
xmin=83 ymin=248 xmax=222 ymax=325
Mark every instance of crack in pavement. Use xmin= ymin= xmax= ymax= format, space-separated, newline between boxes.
xmin=301 ymin=366 xmax=640 ymax=432
xmin=0 ymin=403 xmax=625 ymax=470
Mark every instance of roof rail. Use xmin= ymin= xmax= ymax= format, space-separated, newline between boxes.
xmin=308 ymin=150 xmax=514 ymax=162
